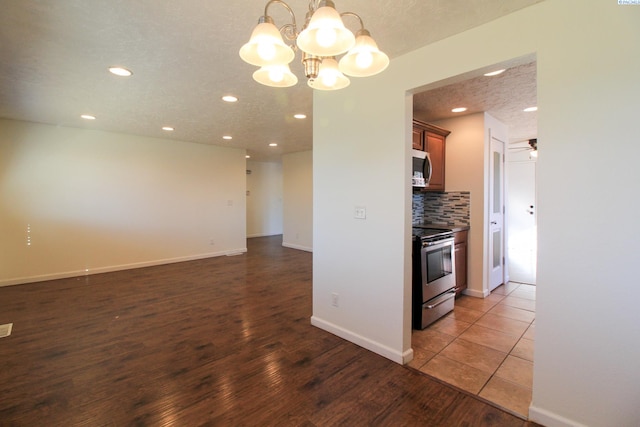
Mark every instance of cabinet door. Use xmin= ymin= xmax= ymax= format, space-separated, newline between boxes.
xmin=412 ymin=128 xmax=424 ymax=150
xmin=425 ymin=132 xmax=445 ymax=191
xmin=454 ymin=230 xmax=468 ymax=296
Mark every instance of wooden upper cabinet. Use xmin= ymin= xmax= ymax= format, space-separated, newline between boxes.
xmin=412 ymin=127 xmax=424 ymax=150
xmin=413 ymin=119 xmax=451 ymax=192
xmin=425 ymin=132 xmax=445 ymax=191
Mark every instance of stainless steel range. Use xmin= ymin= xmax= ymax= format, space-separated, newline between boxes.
xmin=412 ymin=227 xmax=456 ymax=329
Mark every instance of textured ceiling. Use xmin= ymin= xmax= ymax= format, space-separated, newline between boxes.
xmin=0 ymin=0 xmax=542 ymax=161
xmin=414 ymin=59 xmax=537 ymax=145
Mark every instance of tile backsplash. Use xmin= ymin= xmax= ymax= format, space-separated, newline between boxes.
xmin=412 ymin=191 xmax=470 ymax=226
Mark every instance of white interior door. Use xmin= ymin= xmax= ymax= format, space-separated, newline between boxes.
xmin=506 ymin=159 xmax=537 ymax=284
xmin=489 ymin=135 xmax=505 ymax=291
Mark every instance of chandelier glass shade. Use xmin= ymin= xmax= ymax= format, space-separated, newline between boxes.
xmin=239 ymin=0 xmax=389 ymax=90
xmin=296 ymin=5 xmax=355 ymax=57
xmin=253 ymin=64 xmax=298 ymax=87
xmin=338 ymin=29 xmax=389 ymax=77
xmin=308 ymin=57 xmax=350 ymax=90
xmin=239 ymin=20 xmax=295 ymax=67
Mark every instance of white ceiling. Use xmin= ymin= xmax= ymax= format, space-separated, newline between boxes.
xmin=0 ymin=0 xmax=542 ymax=161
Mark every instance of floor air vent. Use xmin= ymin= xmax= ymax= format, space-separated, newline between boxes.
xmin=0 ymin=323 xmax=13 ymax=338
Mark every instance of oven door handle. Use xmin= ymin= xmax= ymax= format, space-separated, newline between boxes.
xmin=424 ymin=290 xmax=456 ymax=309
xmin=422 ymin=238 xmax=454 ymax=249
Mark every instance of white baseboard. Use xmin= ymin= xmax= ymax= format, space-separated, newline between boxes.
xmin=311 ymin=315 xmax=408 ymax=364
xmin=402 ymin=347 xmax=414 ymax=364
xmin=529 ymin=404 xmax=587 ymax=427
xmin=0 ymin=248 xmax=247 ymax=287
xmin=247 ymin=232 xmax=282 ymax=238
xmin=282 ymin=242 xmax=313 ymax=252
xmin=463 ymin=287 xmax=490 ymax=298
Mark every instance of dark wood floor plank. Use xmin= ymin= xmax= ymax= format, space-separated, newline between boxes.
xmin=0 ymin=236 xmax=537 ymax=426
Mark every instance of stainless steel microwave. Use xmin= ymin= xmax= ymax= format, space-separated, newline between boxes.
xmin=412 ymin=149 xmax=432 ymax=188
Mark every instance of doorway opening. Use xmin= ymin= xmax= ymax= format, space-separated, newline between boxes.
xmin=408 ymin=56 xmax=538 ymax=418
xmin=506 ymin=141 xmax=537 ymax=285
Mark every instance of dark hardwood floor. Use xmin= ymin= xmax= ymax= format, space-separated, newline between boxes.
xmin=0 ymin=236 xmax=538 ymax=426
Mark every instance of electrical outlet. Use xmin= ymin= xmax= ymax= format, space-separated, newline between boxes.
xmin=354 ymin=206 xmax=366 ymax=219
xmin=331 ymin=292 xmax=339 ymax=308
xmin=210 ymin=239 xmax=215 ymax=246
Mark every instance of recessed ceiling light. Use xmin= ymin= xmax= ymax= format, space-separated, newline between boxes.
xmin=524 ymin=106 xmax=538 ymax=112
xmin=451 ymin=107 xmax=467 ymax=113
xmin=484 ymin=69 xmax=505 ymax=77
xmin=223 ymin=135 xmax=232 ymax=140
xmin=246 ymin=155 xmax=251 ymax=159
xmin=269 ymin=143 xmax=278 ymax=147
xmin=81 ymin=114 xmax=96 ymax=120
xmin=222 ymin=95 xmax=238 ymax=103
xmin=294 ymin=114 xmax=307 ymax=119
xmin=108 ymin=66 xmax=133 ymax=77
xmin=162 ymin=126 xmax=174 ymax=131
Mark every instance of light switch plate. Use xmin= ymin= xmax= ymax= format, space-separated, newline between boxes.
xmin=354 ymin=206 xmax=366 ymax=219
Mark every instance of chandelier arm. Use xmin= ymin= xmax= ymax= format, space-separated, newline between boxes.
xmin=280 ymin=24 xmax=298 ymax=42
xmin=263 ymin=0 xmax=299 ymax=40
xmin=339 ymin=11 xmax=365 ymax=32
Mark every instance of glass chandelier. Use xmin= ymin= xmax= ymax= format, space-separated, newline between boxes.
xmin=239 ymin=0 xmax=389 ymax=91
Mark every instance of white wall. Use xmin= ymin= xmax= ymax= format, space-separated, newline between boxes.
xmin=282 ymin=150 xmax=313 ymax=251
xmin=0 ymin=119 xmax=247 ymax=286
xmin=312 ymin=1 xmax=640 ymax=426
xmin=531 ymin=3 xmax=640 ymax=425
xmin=433 ymin=113 xmax=486 ymax=297
xmin=312 ymin=79 xmax=411 ymax=363
xmin=246 ymin=161 xmax=283 ymax=238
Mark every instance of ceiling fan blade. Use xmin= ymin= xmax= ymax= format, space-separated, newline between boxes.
xmin=509 ymin=140 xmax=527 ymax=145
xmin=509 ymin=138 xmax=538 ymax=150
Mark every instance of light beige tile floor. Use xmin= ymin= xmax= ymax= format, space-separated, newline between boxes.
xmin=409 ymin=282 xmax=536 ymax=419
